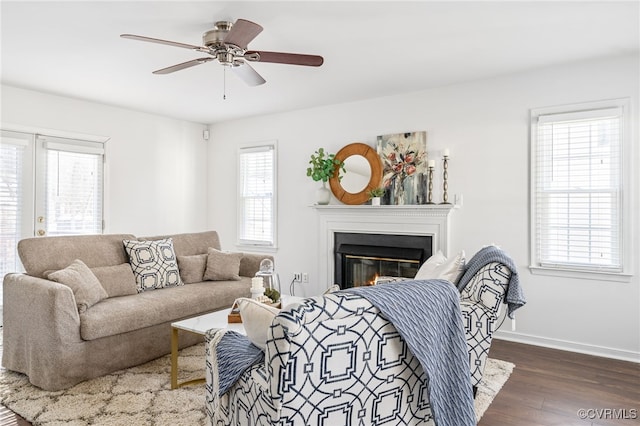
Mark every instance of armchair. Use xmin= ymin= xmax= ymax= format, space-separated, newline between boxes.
xmin=205 ymin=248 xmax=524 ymax=425
xmin=208 ymin=292 xmax=435 ymax=425
xmin=456 ymin=245 xmax=523 ymax=393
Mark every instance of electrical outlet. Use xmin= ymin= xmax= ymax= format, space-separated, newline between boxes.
xmin=302 ymin=273 xmax=309 ymax=283
xmin=293 ymin=273 xmax=302 ymax=282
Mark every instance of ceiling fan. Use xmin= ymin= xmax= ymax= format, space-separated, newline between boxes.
xmin=121 ymin=18 xmax=323 ymax=87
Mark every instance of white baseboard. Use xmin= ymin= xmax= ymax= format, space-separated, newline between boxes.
xmin=494 ymin=330 xmax=640 ymax=363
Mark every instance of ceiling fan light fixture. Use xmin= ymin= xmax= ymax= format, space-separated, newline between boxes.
xmin=217 ymin=51 xmax=236 ymax=66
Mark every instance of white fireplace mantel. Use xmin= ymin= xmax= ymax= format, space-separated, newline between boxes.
xmin=314 ymin=204 xmax=456 ymax=287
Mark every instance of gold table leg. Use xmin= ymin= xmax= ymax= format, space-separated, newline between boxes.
xmin=171 ymin=327 xmax=179 ymax=389
xmin=170 ymin=326 xmax=206 ymax=390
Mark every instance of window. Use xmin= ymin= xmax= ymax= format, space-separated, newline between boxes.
xmin=238 ymin=144 xmax=276 ymax=247
xmin=530 ymin=99 xmax=630 ymax=279
xmin=39 ymin=136 xmax=104 ymax=235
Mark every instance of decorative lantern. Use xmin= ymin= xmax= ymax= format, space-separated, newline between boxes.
xmin=254 ymin=258 xmax=281 ymax=293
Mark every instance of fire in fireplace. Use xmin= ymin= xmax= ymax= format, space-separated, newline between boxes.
xmin=334 ymin=232 xmax=432 ymax=288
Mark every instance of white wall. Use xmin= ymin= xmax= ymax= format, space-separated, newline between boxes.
xmin=208 ymin=53 xmax=639 ymax=361
xmin=1 ymin=85 xmax=208 ymax=235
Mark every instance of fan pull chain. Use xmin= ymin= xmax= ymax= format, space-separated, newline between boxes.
xmin=223 ymin=68 xmax=226 ymax=100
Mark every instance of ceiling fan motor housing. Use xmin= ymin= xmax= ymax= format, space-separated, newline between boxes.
xmin=202 ymin=21 xmax=233 ymax=47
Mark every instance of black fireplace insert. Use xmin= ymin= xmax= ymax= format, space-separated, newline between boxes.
xmin=334 ymin=232 xmax=432 ymax=288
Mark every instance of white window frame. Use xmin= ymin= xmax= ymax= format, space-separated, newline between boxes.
xmin=237 ymin=142 xmax=277 ymax=251
xmin=529 ymin=98 xmax=633 ymax=282
xmin=36 ymin=135 xmax=106 ymax=236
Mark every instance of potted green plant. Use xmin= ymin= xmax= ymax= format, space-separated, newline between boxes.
xmin=367 ymin=187 xmax=385 ymax=206
xmin=306 ymin=148 xmax=344 ymax=205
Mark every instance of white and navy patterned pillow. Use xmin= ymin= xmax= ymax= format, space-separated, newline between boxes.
xmin=123 ymin=238 xmax=183 ymax=293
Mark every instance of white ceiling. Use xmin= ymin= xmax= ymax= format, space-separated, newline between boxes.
xmin=2 ymin=1 xmax=638 ymax=124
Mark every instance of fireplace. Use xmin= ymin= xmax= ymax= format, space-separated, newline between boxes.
xmin=334 ymin=232 xmax=432 ymax=288
xmin=314 ymin=204 xmax=454 ymax=294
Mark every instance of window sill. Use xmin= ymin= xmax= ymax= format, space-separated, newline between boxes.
xmin=529 ymin=265 xmax=633 ymax=283
xmin=235 ymin=244 xmax=278 ymax=254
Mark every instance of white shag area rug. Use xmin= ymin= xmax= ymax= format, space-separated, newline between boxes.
xmin=0 ymin=344 xmax=513 ymax=425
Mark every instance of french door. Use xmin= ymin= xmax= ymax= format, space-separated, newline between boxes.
xmin=0 ymin=130 xmax=104 ymax=306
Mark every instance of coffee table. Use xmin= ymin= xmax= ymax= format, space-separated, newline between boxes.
xmin=171 ymin=308 xmax=246 ymax=389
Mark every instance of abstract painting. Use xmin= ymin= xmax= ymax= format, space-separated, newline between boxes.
xmin=376 ymin=131 xmax=428 ymax=205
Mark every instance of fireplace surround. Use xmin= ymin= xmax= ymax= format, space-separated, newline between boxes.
xmin=315 ymin=205 xmax=455 ymax=290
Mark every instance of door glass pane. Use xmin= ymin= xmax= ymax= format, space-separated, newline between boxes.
xmin=45 ymin=149 xmax=103 ymax=235
xmin=0 ymin=141 xmax=25 ymax=277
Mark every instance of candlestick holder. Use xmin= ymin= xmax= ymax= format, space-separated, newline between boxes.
xmin=426 ymin=165 xmax=435 ymax=204
xmin=441 ymin=155 xmax=451 ymax=205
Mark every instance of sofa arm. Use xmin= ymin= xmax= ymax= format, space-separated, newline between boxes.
xmin=239 ymin=253 xmax=274 ymax=277
xmin=2 ymin=273 xmax=82 ymax=389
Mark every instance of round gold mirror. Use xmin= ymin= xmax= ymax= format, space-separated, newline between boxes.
xmin=329 ymin=142 xmax=383 ymax=205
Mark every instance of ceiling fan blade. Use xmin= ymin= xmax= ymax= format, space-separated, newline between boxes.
xmin=121 ymin=34 xmax=203 ymax=51
xmin=245 ymin=50 xmax=323 ymax=67
xmin=153 ymin=58 xmax=213 ymax=75
xmin=223 ymin=19 xmax=263 ymax=49
xmin=231 ymin=62 xmax=266 ymax=86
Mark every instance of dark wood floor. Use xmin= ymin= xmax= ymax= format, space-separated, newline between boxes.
xmin=1 ymin=339 xmax=638 ymax=425
xmin=480 ymin=340 xmax=639 ymax=426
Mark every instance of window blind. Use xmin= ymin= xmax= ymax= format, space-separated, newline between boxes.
xmin=534 ymin=108 xmax=622 ymax=272
xmin=0 ymin=137 xmax=27 ymax=278
xmin=40 ymin=136 xmax=104 ymax=236
xmin=238 ymin=145 xmax=275 ymax=246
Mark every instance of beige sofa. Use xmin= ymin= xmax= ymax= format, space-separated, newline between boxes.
xmin=2 ymin=230 xmax=272 ymax=391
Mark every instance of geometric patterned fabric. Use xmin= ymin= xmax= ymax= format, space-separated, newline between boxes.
xmin=344 ymin=280 xmax=475 ymax=426
xmin=123 ymin=238 xmax=183 ymax=293
xmin=459 ymin=261 xmax=511 ymax=388
xmin=207 ymin=292 xmax=434 ymax=425
xmin=205 ymin=259 xmax=513 ymax=425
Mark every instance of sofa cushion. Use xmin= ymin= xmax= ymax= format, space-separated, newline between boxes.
xmin=177 ymin=254 xmax=208 ymax=284
xmin=239 ymin=253 xmax=272 ymax=278
xmin=80 ymin=278 xmax=252 ymax=340
xmin=90 ymin=263 xmax=138 ymax=297
xmin=204 ymin=248 xmax=242 ymax=281
xmin=17 ymin=233 xmax=136 ymax=279
xmin=123 ymin=238 xmax=183 ymax=292
xmin=138 ymin=231 xmax=221 ymax=257
xmin=236 ymin=298 xmax=281 ymax=351
xmin=48 ymin=259 xmax=109 ymax=313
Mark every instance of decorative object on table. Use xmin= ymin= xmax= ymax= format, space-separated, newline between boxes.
xmin=367 ymin=187 xmax=385 ymax=206
xmin=427 ymin=160 xmax=436 ymax=204
xmin=306 ymin=147 xmax=345 ymax=205
xmin=329 ymin=142 xmax=383 ymax=205
xmin=263 ymin=287 xmax=280 ymax=303
xmin=228 ymin=301 xmax=242 ymax=323
xmin=377 ymin=131 xmax=428 ymax=205
xmin=441 ymin=148 xmax=451 ymax=204
xmin=254 ymin=258 xmax=281 ymax=294
xmin=250 ymin=276 xmax=265 ymax=300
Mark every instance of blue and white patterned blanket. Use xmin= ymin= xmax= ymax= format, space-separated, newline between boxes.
xmin=344 ymin=279 xmax=476 ymax=426
xmin=205 ymin=329 xmax=264 ymax=396
xmin=456 ymin=245 xmax=526 ymax=318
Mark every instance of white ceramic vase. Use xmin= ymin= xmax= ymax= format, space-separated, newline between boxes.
xmin=316 ymin=182 xmax=331 ymax=205
xmin=371 ymin=197 xmax=381 ymax=206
